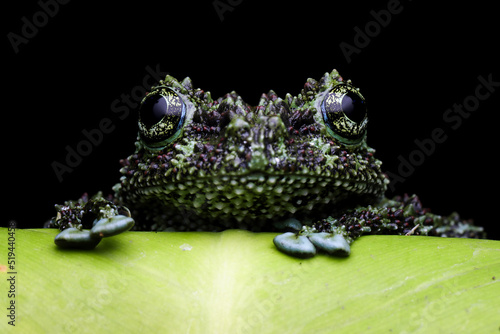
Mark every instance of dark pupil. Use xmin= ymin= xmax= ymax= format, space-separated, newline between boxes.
xmin=140 ymin=95 xmax=169 ymax=128
xmin=342 ymin=91 xmax=366 ymax=124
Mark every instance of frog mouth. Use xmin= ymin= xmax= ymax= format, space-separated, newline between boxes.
xmin=122 ymin=172 xmax=387 ymax=225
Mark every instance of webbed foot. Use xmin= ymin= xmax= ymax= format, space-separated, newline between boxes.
xmin=273 ymin=231 xmax=351 ymax=258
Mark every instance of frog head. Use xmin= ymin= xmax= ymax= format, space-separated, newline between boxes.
xmin=117 ymin=69 xmax=389 ymax=230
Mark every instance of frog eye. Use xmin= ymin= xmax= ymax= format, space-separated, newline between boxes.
xmin=138 ymin=87 xmax=186 ymax=149
xmin=321 ymin=84 xmax=367 ymax=145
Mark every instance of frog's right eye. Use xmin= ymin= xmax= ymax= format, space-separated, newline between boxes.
xmin=138 ymin=87 xmax=186 ymax=150
xmin=321 ymin=83 xmax=367 ymax=146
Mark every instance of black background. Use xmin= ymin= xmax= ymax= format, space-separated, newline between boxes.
xmin=4 ymin=0 xmax=499 ymax=239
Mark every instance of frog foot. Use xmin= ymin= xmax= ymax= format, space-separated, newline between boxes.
xmin=273 ymin=231 xmax=351 ymax=258
xmin=54 ymin=215 xmax=135 ymax=249
xmin=49 ymin=192 xmax=135 ymax=249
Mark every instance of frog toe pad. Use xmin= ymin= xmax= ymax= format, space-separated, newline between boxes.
xmin=54 ymin=215 xmax=135 ymax=249
xmin=91 ymin=215 xmax=135 ymax=238
xmin=273 ymin=232 xmax=317 ymax=258
xmin=274 ymin=232 xmax=350 ymax=258
xmin=308 ymin=232 xmax=350 ymax=257
xmin=54 ymin=228 xmax=102 ymax=249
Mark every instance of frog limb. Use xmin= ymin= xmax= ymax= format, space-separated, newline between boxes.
xmin=274 ymin=194 xmax=484 ymax=258
xmin=48 ymin=192 xmax=135 ymax=249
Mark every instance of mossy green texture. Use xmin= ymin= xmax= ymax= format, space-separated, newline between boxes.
xmin=1 ymin=228 xmax=499 ymax=333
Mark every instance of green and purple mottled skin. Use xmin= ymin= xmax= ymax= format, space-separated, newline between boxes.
xmin=48 ymin=69 xmax=484 ymax=257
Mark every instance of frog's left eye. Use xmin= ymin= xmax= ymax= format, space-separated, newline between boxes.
xmin=138 ymin=87 xmax=186 ymax=149
xmin=321 ymin=84 xmax=367 ymax=145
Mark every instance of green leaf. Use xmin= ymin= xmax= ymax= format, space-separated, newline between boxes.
xmin=1 ymin=228 xmax=499 ymax=333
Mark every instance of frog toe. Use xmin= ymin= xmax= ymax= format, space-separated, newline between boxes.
xmin=308 ymin=232 xmax=350 ymax=257
xmin=54 ymin=216 xmax=135 ymax=249
xmin=54 ymin=228 xmax=102 ymax=250
xmin=91 ymin=215 xmax=135 ymax=238
xmin=273 ymin=232 xmax=316 ymax=258
xmin=273 ymin=231 xmax=351 ymax=258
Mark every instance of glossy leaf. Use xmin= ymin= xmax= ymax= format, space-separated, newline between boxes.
xmin=1 ymin=228 xmax=499 ymax=333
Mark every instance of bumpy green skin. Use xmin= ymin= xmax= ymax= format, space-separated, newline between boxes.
xmin=47 ymin=70 xmax=484 ymax=256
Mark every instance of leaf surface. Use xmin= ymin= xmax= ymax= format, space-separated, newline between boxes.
xmin=1 ymin=228 xmax=499 ymax=333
